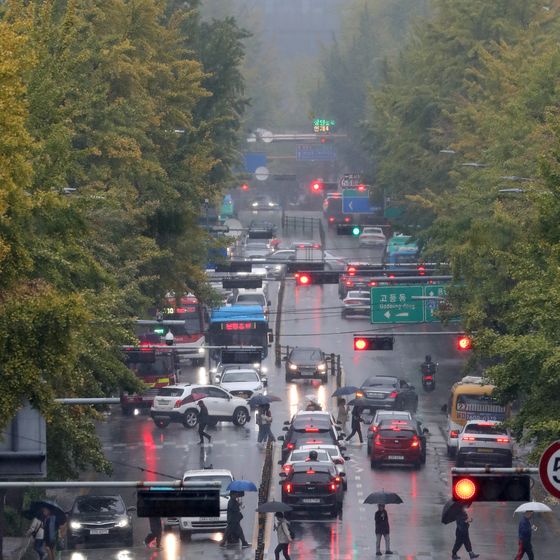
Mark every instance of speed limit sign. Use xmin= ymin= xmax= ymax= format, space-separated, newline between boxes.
xmin=539 ymin=440 xmax=560 ymax=499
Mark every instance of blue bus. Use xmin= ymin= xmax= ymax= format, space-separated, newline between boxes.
xmin=206 ymin=305 xmax=272 ymax=359
xmin=383 ymin=235 xmax=420 ymax=268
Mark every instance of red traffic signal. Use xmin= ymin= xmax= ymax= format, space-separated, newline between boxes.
xmin=310 ymin=179 xmax=323 ymax=193
xmin=353 ymin=335 xmax=394 ymax=351
xmin=296 ymin=273 xmax=311 ymax=286
xmin=354 ymin=337 xmax=368 ymax=351
xmin=457 ymin=335 xmax=472 ymax=351
xmin=452 ymin=474 xmax=531 ymax=502
xmin=356 ymin=183 xmax=367 ymax=192
xmin=241 ymin=183 xmax=250 ymax=191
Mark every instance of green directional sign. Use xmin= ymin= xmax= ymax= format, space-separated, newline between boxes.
xmin=371 ymin=286 xmax=424 ymax=324
xmin=424 ymin=284 xmax=447 ymax=323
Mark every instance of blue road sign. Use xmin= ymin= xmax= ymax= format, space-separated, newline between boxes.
xmin=296 ymin=144 xmax=336 ymax=161
xmin=342 ymin=189 xmax=380 ymax=214
xmin=244 ymin=152 xmax=267 ymax=173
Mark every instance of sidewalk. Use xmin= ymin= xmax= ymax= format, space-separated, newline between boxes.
xmin=3 ymin=536 xmax=31 ymax=560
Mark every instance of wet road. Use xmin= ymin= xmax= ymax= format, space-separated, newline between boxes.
xmin=57 ymin=210 xmax=558 ymax=560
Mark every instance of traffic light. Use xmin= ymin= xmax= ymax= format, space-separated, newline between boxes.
xmin=310 ymin=179 xmax=323 ymax=193
xmin=296 ymin=273 xmax=311 ymax=286
xmin=294 ymin=271 xmax=340 ymax=285
xmin=457 ymin=335 xmax=473 ymax=350
xmin=353 ymin=335 xmax=394 ymax=351
xmin=241 ymin=183 xmax=250 ymax=191
xmin=137 ymin=486 xmax=220 ymax=517
xmin=336 ymin=224 xmax=362 ymax=236
xmin=356 ymin=183 xmax=367 ymax=192
xmin=452 ymin=474 xmax=531 ymax=502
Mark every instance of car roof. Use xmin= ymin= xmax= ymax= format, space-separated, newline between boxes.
xmin=183 ymin=469 xmax=233 ymax=478
xmin=289 ymin=346 xmax=323 ymax=353
xmin=299 ymin=444 xmax=339 ymax=451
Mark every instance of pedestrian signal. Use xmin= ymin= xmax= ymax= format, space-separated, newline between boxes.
xmin=353 ymin=335 xmax=394 ymax=351
xmin=451 ymin=474 xmax=531 ymax=502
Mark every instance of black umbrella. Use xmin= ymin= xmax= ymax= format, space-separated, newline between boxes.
xmin=28 ymin=500 xmax=67 ymax=525
xmin=331 ymin=386 xmax=359 ymax=397
xmin=364 ymin=492 xmax=403 ymax=505
xmin=256 ymin=501 xmax=292 ymax=513
xmin=248 ymin=394 xmax=282 ymax=407
xmin=441 ymin=499 xmax=470 ymax=525
xmin=347 ymin=398 xmax=370 ymax=407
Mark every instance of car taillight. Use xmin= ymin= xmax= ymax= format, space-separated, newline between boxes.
xmin=344 ymin=217 xmax=350 ymax=222
xmin=283 ymin=465 xmax=292 ymax=474
xmin=369 ymin=425 xmax=378 ymax=433
xmin=450 ymin=431 xmax=459 ymax=438
xmin=423 ymin=375 xmax=433 ymax=381
xmin=329 ymin=482 xmax=337 ymax=492
xmin=389 ymin=391 xmax=398 ymax=398
xmin=329 ymin=217 xmax=334 ymax=222
xmin=497 ymin=437 xmax=510 ymax=443
xmin=411 ymin=435 xmax=420 ymax=448
xmin=174 ymin=399 xmax=183 ymax=408
xmin=305 ymin=427 xmax=319 ymax=432
xmin=368 ymin=281 xmax=377 ymax=287
xmin=285 ymin=483 xmax=292 ymax=493
xmin=462 ymin=436 xmax=476 ymax=441
xmin=287 ymin=443 xmax=295 ymax=450
xmin=347 ymin=267 xmax=356 ymax=276
xmin=375 ymin=434 xmax=382 ymax=446
xmin=345 ymin=280 xmax=354 ymax=287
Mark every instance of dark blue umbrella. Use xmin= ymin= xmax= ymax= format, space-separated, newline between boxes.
xmin=331 ymin=386 xmax=359 ymax=397
xmin=248 ymin=394 xmax=282 ymax=407
xmin=227 ymin=480 xmax=258 ymax=492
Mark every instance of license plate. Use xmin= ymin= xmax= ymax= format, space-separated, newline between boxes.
xmin=388 ymin=455 xmax=404 ymax=460
xmin=368 ymin=393 xmax=384 ymax=399
xmin=302 ymin=498 xmax=321 ymax=504
xmin=89 ymin=529 xmax=109 ymax=535
xmin=198 ymin=517 xmax=220 ymax=521
xmin=301 ymin=371 xmax=314 ymax=376
xmin=477 ymin=448 xmax=493 ymax=453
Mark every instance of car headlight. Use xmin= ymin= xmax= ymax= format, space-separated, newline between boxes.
xmin=116 ymin=517 xmax=129 ymax=528
xmin=198 ymin=347 xmax=205 ymax=355
xmin=261 ymin=366 xmax=268 ymax=373
xmin=268 ymin=202 xmax=274 ymax=207
xmin=289 ymin=363 xmax=298 ymax=371
xmin=252 ymin=202 xmax=258 ymax=207
xmin=317 ymin=364 xmax=327 ymax=372
xmin=253 ymin=362 xmax=260 ymax=369
xmin=70 ymin=521 xmax=82 ymax=530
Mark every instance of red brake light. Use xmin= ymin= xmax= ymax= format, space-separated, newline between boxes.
xmin=496 ymin=437 xmax=510 ymax=443
xmin=369 ymin=425 xmax=378 ymax=433
xmin=241 ymin=183 xmax=250 ymax=191
xmin=411 ymin=435 xmax=420 ymax=448
xmin=329 ymin=217 xmax=334 ymax=222
xmin=345 ymin=280 xmax=354 ymax=287
xmin=174 ymin=399 xmax=183 ymax=408
xmin=375 ymin=434 xmax=382 ymax=446
xmin=423 ymin=375 xmax=433 ymax=381
xmin=450 ymin=431 xmax=459 ymax=438
xmin=285 ymin=483 xmax=292 ymax=493
xmin=329 ymin=482 xmax=337 ymax=492
xmin=462 ymin=435 xmax=476 ymax=441
xmin=306 ymin=469 xmax=316 ymax=474
xmin=417 ymin=266 xmax=425 ymax=276
xmin=287 ymin=443 xmax=295 ymax=450
xmin=344 ymin=217 xmax=350 ymax=222
xmin=368 ymin=281 xmax=377 ymax=287
xmin=391 ymin=427 xmax=401 ymax=432
xmin=348 ymin=267 xmax=356 ymax=276
xmin=313 ymin=244 xmax=320 ymax=249
xmin=305 ymin=427 xmax=319 ymax=432
xmin=389 ymin=390 xmax=398 ymax=398
xmin=283 ymin=465 xmax=292 ymax=473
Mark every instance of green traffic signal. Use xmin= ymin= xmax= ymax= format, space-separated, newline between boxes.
xmin=352 ymin=226 xmax=361 ymax=236
xmin=154 ymin=327 xmax=165 ymax=335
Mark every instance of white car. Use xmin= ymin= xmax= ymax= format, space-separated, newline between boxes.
xmin=150 ymin=384 xmax=250 ymax=429
xmin=342 ymin=290 xmax=370 ymax=318
xmin=299 ymin=444 xmax=349 ymax=489
xmin=456 ymin=420 xmax=513 ymax=467
xmin=359 ymin=226 xmax=386 ymax=247
xmin=215 ymin=367 xmax=266 ymax=401
xmin=165 ymin=469 xmax=233 ymax=538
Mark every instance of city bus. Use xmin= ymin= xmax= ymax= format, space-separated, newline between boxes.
xmin=445 ymin=376 xmax=508 ymax=457
xmin=206 ymin=305 xmax=272 ymax=361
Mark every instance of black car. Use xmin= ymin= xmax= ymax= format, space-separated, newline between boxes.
xmin=248 ymin=220 xmax=277 ymax=239
xmin=285 ymin=347 xmax=328 ymax=383
xmin=278 ymin=414 xmax=344 ymax=463
xmin=66 ymin=495 xmax=134 ymax=549
xmin=356 ymin=376 xmax=418 ymax=412
xmin=280 ymin=461 xmax=344 ymax=517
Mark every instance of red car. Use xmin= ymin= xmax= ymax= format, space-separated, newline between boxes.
xmin=370 ymin=422 xmax=424 ymax=470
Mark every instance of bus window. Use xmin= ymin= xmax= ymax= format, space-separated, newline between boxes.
xmin=455 ymin=394 xmax=506 ymax=422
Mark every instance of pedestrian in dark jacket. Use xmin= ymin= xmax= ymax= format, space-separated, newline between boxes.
xmin=345 ymin=406 xmax=363 ymax=444
xmin=451 ymin=505 xmax=479 ymax=559
xmin=197 ymin=400 xmax=211 ymax=444
xmin=220 ymin=494 xmax=249 ymax=548
xmin=515 ymin=511 xmax=535 ymax=560
xmin=144 ymin=517 xmax=162 ymax=548
xmin=374 ymin=504 xmax=392 ymax=556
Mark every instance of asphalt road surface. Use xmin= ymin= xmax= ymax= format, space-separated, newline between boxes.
xmin=56 ymin=210 xmax=558 ymax=560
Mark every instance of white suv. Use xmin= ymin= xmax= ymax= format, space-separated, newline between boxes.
xmin=150 ymin=384 xmax=250 ymax=429
xmin=165 ymin=469 xmax=233 ymax=539
xmin=456 ymin=420 xmax=513 ymax=467
xmin=215 ymin=367 xmax=266 ymax=401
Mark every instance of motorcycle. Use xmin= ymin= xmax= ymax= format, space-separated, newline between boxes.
xmin=421 ymin=362 xmax=437 ymax=392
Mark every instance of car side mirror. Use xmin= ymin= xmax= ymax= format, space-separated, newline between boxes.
xmin=277 ymin=435 xmax=285 ymax=441
xmin=278 ymin=481 xmax=284 ymax=485
xmin=338 ymin=472 xmax=346 ymax=477
xmin=283 ymin=420 xmax=290 ymax=425
xmin=277 ymin=460 xmax=283 ymax=465
xmin=267 ymin=331 xmax=274 ymax=345
xmin=282 ymin=426 xmax=288 ymax=431
xmin=127 ymin=506 xmax=137 ymax=513
xmin=342 ymin=455 xmax=350 ymax=461
xmin=282 ymin=356 xmax=287 ymax=361
xmin=279 ymin=472 xmax=287 ymax=478
xmin=339 ymin=446 xmax=347 ymax=451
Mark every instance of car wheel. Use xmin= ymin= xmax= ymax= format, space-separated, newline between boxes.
xmin=370 ymin=459 xmax=378 ymax=470
xmin=447 ymin=445 xmax=456 ymax=458
xmin=366 ymin=444 xmax=371 ymax=455
xmin=343 ymin=480 xmax=348 ymax=491
xmin=179 ymin=531 xmax=191 ymax=542
xmin=232 ymin=407 xmax=249 ymax=426
xmin=153 ymin=418 xmax=170 ymax=429
xmin=182 ymin=409 xmax=198 ymax=429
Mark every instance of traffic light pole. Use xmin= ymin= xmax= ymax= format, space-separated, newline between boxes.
xmin=0 ymin=480 xmax=186 ymax=488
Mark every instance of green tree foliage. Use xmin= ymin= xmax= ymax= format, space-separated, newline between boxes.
xmin=0 ymin=0 xmax=247 ymax=477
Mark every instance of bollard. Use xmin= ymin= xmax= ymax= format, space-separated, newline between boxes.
xmin=330 ymin=353 xmax=335 ymax=377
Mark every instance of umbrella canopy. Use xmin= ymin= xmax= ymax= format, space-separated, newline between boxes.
xmin=227 ymin=480 xmax=258 ymax=492
xmin=28 ymin=500 xmax=67 ymax=525
xmin=331 ymin=386 xmax=359 ymax=397
xmin=364 ymin=492 xmax=403 ymax=505
xmin=441 ymin=500 xmax=470 ymax=525
xmin=347 ymin=398 xmax=370 ymax=407
xmin=248 ymin=394 xmax=282 ymax=407
xmin=514 ymin=502 xmax=552 ymax=514
xmin=256 ymin=501 xmax=292 ymax=513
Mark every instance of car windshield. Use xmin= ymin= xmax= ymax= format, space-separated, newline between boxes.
xmin=74 ymin=497 xmax=125 ymax=514
xmin=290 ymin=348 xmax=323 ymax=361
xmin=222 ymin=371 xmax=258 ymax=383
xmin=157 ymin=387 xmax=185 ymax=397
xmin=379 ymin=429 xmax=415 ymax=438
xmin=236 ymin=294 xmax=265 ymax=304
xmin=363 ymin=377 xmax=398 ymax=388
xmin=290 ymin=471 xmax=331 ymax=483
xmin=375 ymin=412 xmax=410 ymax=423
xmin=183 ymin=475 xmax=232 ymax=495
xmin=465 ymin=424 xmax=505 ymax=435
xmin=127 ymin=355 xmax=172 ymax=377
xmin=290 ymin=450 xmax=330 ymax=462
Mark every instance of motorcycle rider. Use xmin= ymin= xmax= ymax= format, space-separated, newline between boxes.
xmin=421 ymin=355 xmax=436 ymax=376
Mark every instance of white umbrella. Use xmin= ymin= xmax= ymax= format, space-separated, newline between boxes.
xmin=514 ymin=502 xmax=552 ymax=514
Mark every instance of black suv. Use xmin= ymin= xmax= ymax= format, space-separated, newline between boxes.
xmin=280 ymin=462 xmax=344 ymax=517
xmin=285 ymin=347 xmax=328 ymax=383
xmin=66 ymin=495 xmax=134 ymax=549
xmin=278 ymin=413 xmax=344 ymax=463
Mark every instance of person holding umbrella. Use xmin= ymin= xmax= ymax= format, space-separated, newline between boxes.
xmin=259 ymin=403 xmax=275 ymax=443
xmin=346 ymin=406 xmax=364 ymax=444
xmin=26 ymin=510 xmax=46 ymax=560
xmin=197 ymin=400 xmax=211 ymax=444
xmin=221 ymin=492 xmax=250 ymax=548
xmin=516 ymin=511 xmax=536 ymax=560
xmin=451 ymin=504 xmax=479 ymax=559
xmin=375 ymin=504 xmax=392 ymax=556
xmin=273 ymin=512 xmax=292 ymax=560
